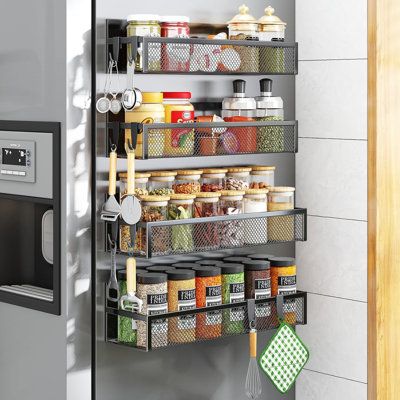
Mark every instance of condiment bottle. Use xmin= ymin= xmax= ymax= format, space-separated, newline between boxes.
xmin=166 ymin=269 xmax=196 ymax=344
xmin=136 ymin=273 xmax=168 ymax=349
xmin=228 ymin=4 xmax=259 ymax=39
xmin=222 ymin=80 xmax=257 ymax=118
xmin=193 ymin=266 xmax=222 ymax=340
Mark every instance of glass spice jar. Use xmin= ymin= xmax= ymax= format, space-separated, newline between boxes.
xmin=243 ymin=189 xmax=268 ymax=245
xmin=193 ymin=266 xmax=222 ymax=340
xmin=136 ymin=195 xmax=170 ymax=255
xmin=225 ymin=167 xmax=252 ymax=190
xmin=167 ymin=269 xmax=196 ymax=344
xmin=194 ymin=192 xmax=221 ymax=251
xmin=136 ymin=273 xmax=168 ymax=349
xmin=173 ymin=170 xmax=202 ymax=194
xmin=119 ymin=172 xmax=150 ymax=200
xmin=219 ymin=190 xmax=245 ymax=248
xmin=249 ymin=166 xmax=275 ymax=189
xmin=221 ymin=263 xmax=245 ymax=335
xmin=149 ymin=171 xmax=177 ymax=196
xmin=168 ymin=194 xmax=195 ymax=253
xmin=267 ymin=187 xmax=295 ymax=242
xmin=200 ymin=169 xmax=227 ymax=192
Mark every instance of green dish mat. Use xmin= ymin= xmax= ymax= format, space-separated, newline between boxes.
xmin=258 ymin=321 xmax=309 ymax=394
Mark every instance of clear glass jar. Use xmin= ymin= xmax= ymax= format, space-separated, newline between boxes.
xmin=119 ymin=172 xmax=150 ymax=201
xmin=136 ymin=195 xmax=170 ymax=255
xmin=225 ymin=167 xmax=251 ymax=190
xmin=244 ymin=189 xmax=268 ymax=213
xmin=219 ymin=190 xmax=245 ymax=248
xmin=250 ymin=166 xmax=275 ymax=189
xmin=149 ymin=171 xmax=177 ymax=195
xmin=172 ymin=170 xmax=202 ymax=194
xmin=168 ymin=194 xmax=195 ymax=253
xmin=244 ymin=189 xmax=268 ymax=245
xmin=267 ymin=187 xmax=295 ymax=211
xmin=194 ymin=192 xmax=221 ymax=251
xmin=200 ymin=169 xmax=227 ymax=192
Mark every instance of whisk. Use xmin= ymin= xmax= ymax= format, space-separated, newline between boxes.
xmin=245 ymin=322 xmax=262 ymax=400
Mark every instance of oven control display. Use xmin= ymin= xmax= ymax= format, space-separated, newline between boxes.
xmin=2 ymin=148 xmax=27 ymax=166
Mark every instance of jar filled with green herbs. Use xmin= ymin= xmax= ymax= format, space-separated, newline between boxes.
xmin=221 ymin=263 xmax=245 ymax=335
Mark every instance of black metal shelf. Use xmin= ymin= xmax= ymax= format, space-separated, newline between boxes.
xmin=106 ymin=20 xmax=298 ymax=76
xmin=114 ymin=208 xmax=307 ymax=258
xmin=106 ymin=291 xmax=307 ymax=351
xmin=107 ymin=120 xmax=298 ymax=159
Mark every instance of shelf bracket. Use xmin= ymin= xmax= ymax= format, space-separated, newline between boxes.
xmin=276 ymin=294 xmax=284 ymax=321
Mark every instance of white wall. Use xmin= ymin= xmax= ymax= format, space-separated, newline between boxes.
xmin=295 ymin=1 xmax=368 ymax=399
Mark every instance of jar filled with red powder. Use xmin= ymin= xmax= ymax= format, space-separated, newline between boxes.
xmin=193 ymin=266 xmax=222 ymax=340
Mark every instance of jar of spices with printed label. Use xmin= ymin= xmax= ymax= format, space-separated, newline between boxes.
xmin=221 ymin=263 xmax=245 ymax=335
xmin=173 ymin=170 xmax=203 ymax=194
xmin=136 ymin=273 xmax=168 ymax=349
xmin=201 ymin=168 xmax=227 ymax=192
xmin=193 ymin=266 xmax=222 ymax=340
xmin=167 ymin=269 xmax=196 ymax=344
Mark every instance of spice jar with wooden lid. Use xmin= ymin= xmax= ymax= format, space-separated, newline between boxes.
xmin=225 ymin=167 xmax=252 ymax=190
xmin=244 ymin=189 xmax=269 ymax=245
xmin=149 ymin=171 xmax=177 ymax=196
xmin=201 ymin=168 xmax=227 ymax=192
xmin=173 ymin=170 xmax=203 ymax=194
xmin=249 ymin=166 xmax=275 ymax=189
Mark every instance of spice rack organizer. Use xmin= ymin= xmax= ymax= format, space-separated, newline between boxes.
xmin=107 ymin=120 xmax=298 ymax=159
xmin=105 ymin=291 xmax=307 ymax=351
xmin=113 ymin=208 xmax=307 ymax=258
xmin=106 ymin=20 xmax=298 ymax=75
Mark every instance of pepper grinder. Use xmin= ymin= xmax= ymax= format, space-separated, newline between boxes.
xmin=222 ymin=79 xmax=257 ymax=118
xmin=255 ymin=78 xmax=284 ymax=119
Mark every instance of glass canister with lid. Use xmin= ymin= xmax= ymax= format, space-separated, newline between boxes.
xmin=149 ymin=171 xmax=177 ymax=195
xmin=244 ymin=189 xmax=269 ymax=245
xmin=267 ymin=186 xmax=295 ymax=242
xmin=173 ymin=169 xmax=202 ymax=194
xmin=227 ymin=5 xmax=259 ymax=73
xmin=225 ymin=167 xmax=252 ymax=190
xmin=167 ymin=269 xmax=196 ymax=344
xmin=201 ymin=168 xmax=227 ymax=192
xmin=137 ymin=195 xmax=170 ymax=255
xmin=119 ymin=172 xmax=150 ymax=199
xmin=168 ymin=194 xmax=196 ymax=253
xmin=126 ymin=15 xmax=161 ymax=71
xmin=163 ymin=92 xmax=195 ymax=156
xmin=249 ymin=165 xmax=275 ymax=189
xmin=219 ymin=190 xmax=245 ymax=248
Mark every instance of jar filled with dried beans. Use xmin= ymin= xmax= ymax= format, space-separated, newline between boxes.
xmin=136 ymin=273 xmax=168 ymax=349
xmin=167 ymin=269 xmax=196 ymax=344
xmin=194 ymin=192 xmax=221 ymax=251
xmin=200 ymin=168 xmax=227 ymax=192
xmin=193 ymin=266 xmax=222 ymax=340
xmin=137 ymin=195 xmax=170 ymax=255
xmin=173 ymin=170 xmax=202 ymax=194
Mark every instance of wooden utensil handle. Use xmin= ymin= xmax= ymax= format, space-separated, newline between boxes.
xmin=108 ymin=150 xmax=117 ymax=196
xmin=126 ymin=257 xmax=136 ymax=294
xmin=249 ymin=330 xmax=257 ymax=358
xmin=126 ymin=151 xmax=135 ymax=195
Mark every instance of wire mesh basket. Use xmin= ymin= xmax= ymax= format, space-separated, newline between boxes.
xmin=106 ymin=291 xmax=307 ymax=351
xmin=109 ymin=121 xmax=298 ymax=159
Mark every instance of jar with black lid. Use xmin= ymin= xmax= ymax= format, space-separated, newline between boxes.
xmin=223 ymin=256 xmax=251 ymax=264
xmin=247 ymin=253 xmax=275 ymax=261
xmin=173 ymin=255 xmax=202 ymax=263
xmin=137 ymin=272 xmax=168 ymax=349
xmin=172 ymin=262 xmax=200 ymax=269
xmin=146 ymin=265 xmax=176 ymax=273
xmin=199 ymin=251 xmax=230 ymax=261
xmin=196 ymin=259 xmax=224 ymax=267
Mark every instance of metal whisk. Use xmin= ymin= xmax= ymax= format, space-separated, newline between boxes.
xmin=245 ymin=323 xmax=262 ymax=399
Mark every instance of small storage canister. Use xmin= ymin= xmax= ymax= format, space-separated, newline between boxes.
xmin=225 ymin=167 xmax=251 ymax=190
xmin=198 ymin=251 xmax=230 ymax=261
xmin=221 ymin=263 xmax=245 ymax=335
xmin=137 ymin=195 xmax=170 ymax=256
xmin=194 ymin=192 xmax=221 ymax=251
xmin=224 ymin=256 xmax=250 ymax=264
xmin=244 ymin=189 xmax=268 ymax=245
xmin=248 ymin=253 xmax=275 ymax=262
xmin=269 ymin=257 xmax=296 ymax=325
xmin=149 ymin=171 xmax=177 ymax=196
xmin=172 ymin=263 xmax=199 ymax=270
xmin=136 ymin=273 xmax=168 ymax=349
xmin=119 ymin=172 xmax=150 ymax=199
xmin=173 ymin=255 xmax=202 ymax=263
xmin=257 ymin=6 xmax=287 ymax=73
xmin=146 ymin=265 xmax=176 ymax=273
xmin=227 ymin=5 xmax=259 ymax=73
xmin=167 ymin=269 xmax=196 ymax=344
xmin=196 ymin=259 xmax=224 ymax=267
xmin=250 ymin=166 xmax=275 ymax=189
xmin=173 ymin=170 xmax=202 ymax=194
xmin=201 ymin=169 xmax=227 ymax=192
xmin=193 ymin=266 xmax=222 ymax=340
xmin=126 ymin=15 xmax=161 ymax=71
xmin=267 ymin=186 xmax=295 ymax=242
xmin=168 ymin=193 xmax=195 ymax=253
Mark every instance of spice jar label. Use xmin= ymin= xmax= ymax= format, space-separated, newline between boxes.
xmin=277 ymin=275 xmax=296 ymax=295
xmin=178 ymin=289 xmax=196 ymax=330
xmin=205 ymin=285 xmax=223 ymax=326
xmin=255 ymin=278 xmax=272 ymax=299
xmin=229 ymin=282 xmax=245 ymax=303
xmin=147 ymin=293 xmax=168 ymax=335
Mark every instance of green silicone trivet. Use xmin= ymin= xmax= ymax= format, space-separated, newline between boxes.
xmin=258 ymin=321 xmax=309 ymax=394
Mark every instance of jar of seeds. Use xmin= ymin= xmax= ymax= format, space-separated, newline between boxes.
xmin=149 ymin=171 xmax=177 ymax=195
xmin=137 ymin=273 xmax=168 ymax=349
xmin=173 ymin=170 xmax=203 ymax=194
xmin=225 ymin=167 xmax=251 ymax=190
